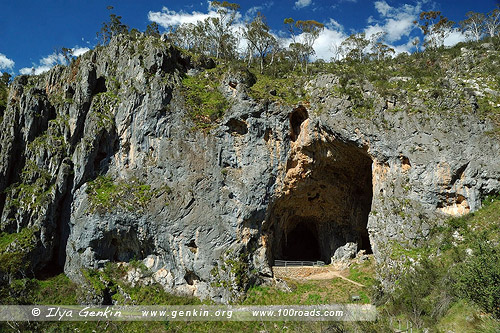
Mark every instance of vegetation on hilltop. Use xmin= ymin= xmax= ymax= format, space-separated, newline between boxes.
xmin=0 ymin=72 xmax=10 ymax=117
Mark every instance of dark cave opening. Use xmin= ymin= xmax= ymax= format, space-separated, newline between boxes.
xmin=289 ymin=106 xmax=308 ymax=141
xmin=281 ymin=221 xmax=321 ymax=261
xmin=93 ymin=76 xmax=107 ymax=95
xmin=268 ymin=139 xmax=373 ymax=265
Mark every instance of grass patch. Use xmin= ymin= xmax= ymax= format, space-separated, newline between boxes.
xmin=249 ymin=72 xmax=307 ymax=105
xmin=85 ymin=175 xmax=171 ymax=214
xmin=0 ymin=227 xmax=37 ymax=253
xmin=181 ymin=68 xmax=228 ymax=129
xmin=243 ymin=260 xmax=376 ymax=306
xmin=33 ymin=274 xmax=79 ymax=305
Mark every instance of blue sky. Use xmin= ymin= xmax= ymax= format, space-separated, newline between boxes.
xmin=0 ymin=0 xmax=498 ymax=75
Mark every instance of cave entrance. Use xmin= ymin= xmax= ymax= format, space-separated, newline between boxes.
xmin=267 ymin=138 xmax=373 ymax=265
xmin=282 ymin=220 xmax=321 ymax=261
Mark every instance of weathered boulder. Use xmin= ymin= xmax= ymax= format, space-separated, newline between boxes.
xmin=333 ymin=242 xmax=358 ymax=261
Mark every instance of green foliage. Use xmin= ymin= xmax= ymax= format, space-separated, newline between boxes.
xmin=0 ymin=227 xmax=37 ymax=253
xmin=0 ymin=278 xmax=38 ymax=305
xmin=145 ymin=22 xmax=160 ymax=37
xmin=181 ymin=69 xmax=228 ymax=129
xmin=85 ymin=175 xmax=170 ymax=214
xmin=33 ymin=274 xmax=79 ymax=304
xmin=90 ymin=90 xmax=119 ymax=129
xmin=390 ymin=258 xmax=453 ymax=327
xmin=436 ymin=300 xmax=500 ymax=332
xmin=0 ymin=228 xmax=38 ymax=284
xmin=243 ymin=13 xmax=276 ymax=73
xmin=211 ymin=250 xmax=251 ymax=292
xmin=383 ymin=195 xmax=500 ymax=328
xmin=416 ymin=11 xmax=455 ymax=49
xmin=452 ymin=233 xmax=500 ymax=319
xmin=249 ymin=72 xmax=306 ymax=105
xmin=97 ymin=10 xmax=129 ymax=45
xmin=4 ymin=161 xmax=54 ymax=212
xmin=81 ymin=262 xmax=201 ymax=306
xmin=0 ymin=72 xmax=11 ymax=115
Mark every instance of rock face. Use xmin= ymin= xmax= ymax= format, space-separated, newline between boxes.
xmin=1 ymin=35 xmax=500 ymax=302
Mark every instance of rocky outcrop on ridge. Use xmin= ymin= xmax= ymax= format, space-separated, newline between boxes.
xmin=1 ymin=34 xmax=499 ymax=302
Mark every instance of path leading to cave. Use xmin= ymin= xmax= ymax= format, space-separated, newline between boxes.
xmin=272 ymin=265 xmax=365 ymax=287
xmin=308 ymin=269 xmax=365 ymax=287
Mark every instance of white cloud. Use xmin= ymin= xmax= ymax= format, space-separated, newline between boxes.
xmin=0 ymin=53 xmax=15 ymax=70
xmin=384 ymin=17 xmax=417 ymax=42
xmin=443 ymin=29 xmax=467 ymax=47
xmin=245 ymin=2 xmax=274 ymax=20
xmin=19 ymin=66 xmax=51 ymax=75
xmin=72 ymin=47 xmax=90 ymax=57
xmin=148 ymin=7 xmax=217 ymax=28
xmin=365 ymin=1 xmax=422 ymax=44
xmin=326 ymin=18 xmax=343 ymax=31
xmin=364 ymin=25 xmax=385 ymax=38
xmin=41 ymin=53 xmax=66 ymax=67
xmin=294 ymin=0 xmax=312 ymax=9
xmin=374 ymin=1 xmax=392 ymax=16
xmin=19 ymin=46 xmax=89 ymax=75
xmin=312 ymin=27 xmax=347 ymax=60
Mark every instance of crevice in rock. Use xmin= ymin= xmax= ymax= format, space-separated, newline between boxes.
xmin=184 ymin=271 xmax=200 ymax=285
xmin=65 ymin=86 xmax=75 ymax=99
xmin=91 ymin=229 xmax=154 ymax=263
xmin=226 ymin=118 xmax=248 ymax=135
xmin=450 ymin=162 xmax=469 ymax=185
xmin=34 ymin=159 xmax=75 ymax=279
xmin=264 ymin=128 xmax=272 ymax=142
xmin=289 ymin=106 xmax=308 ymax=141
xmin=266 ymin=139 xmax=373 ymax=265
xmin=186 ymin=239 xmax=198 ymax=253
xmin=55 ymin=160 xmax=74 ymax=269
xmin=93 ymin=77 xmax=107 ymax=95
xmin=92 ymin=130 xmax=118 ymax=177
xmin=400 ymin=155 xmax=411 ymax=171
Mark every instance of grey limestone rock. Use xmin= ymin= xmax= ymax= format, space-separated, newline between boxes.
xmin=1 ymin=34 xmax=500 ymax=302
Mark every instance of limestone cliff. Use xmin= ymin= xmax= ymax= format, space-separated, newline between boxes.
xmin=1 ymin=34 xmax=499 ymax=302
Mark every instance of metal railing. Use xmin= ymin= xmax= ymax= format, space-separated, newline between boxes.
xmin=274 ymin=260 xmax=325 ymax=267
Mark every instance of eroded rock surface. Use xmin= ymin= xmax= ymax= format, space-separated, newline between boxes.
xmin=1 ymin=35 xmax=500 ymax=302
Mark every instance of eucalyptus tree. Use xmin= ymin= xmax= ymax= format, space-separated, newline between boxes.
xmin=340 ymin=33 xmax=370 ymax=62
xmin=145 ymin=22 xmax=161 ymax=37
xmin=485 ymin=6 xmax=500 ymax=38
xmin=243 ymin=13 xmax=277 ymax=73
xmin=414 ymin=11 xmax=455 ymax=49
xmin=460 ymin=11 xmax=485 ymax=41
xmin=283 ymin=18 xmax=324 ymax=72
xmin=206 ymin=1 xmax=241 ymax=59
xmin=97 ymin=7 xmax=129 ymax=45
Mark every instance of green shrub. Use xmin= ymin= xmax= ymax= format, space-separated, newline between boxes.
xmin=181 ymin=69 xmax=228 ymax=129
xmin=452 ymin=233 xmax=500 ymax=319
xmin=85 ymin=176 xmax=169 ymax=214
xmin=389 ymin=257 xmax=454 ymax=328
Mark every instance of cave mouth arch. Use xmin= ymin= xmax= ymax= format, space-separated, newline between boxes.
xmin=267 ymin=139 xmax=373 ymax=265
